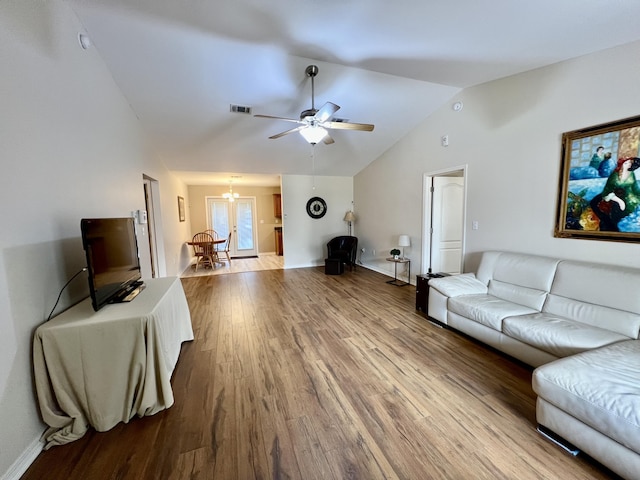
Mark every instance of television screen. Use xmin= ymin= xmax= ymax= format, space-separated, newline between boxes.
xmin=81 ymin=217 xmax=143 ymax=311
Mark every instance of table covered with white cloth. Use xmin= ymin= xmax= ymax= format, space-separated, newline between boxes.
xmin=33 ymin=276 xmax=193 ymax=449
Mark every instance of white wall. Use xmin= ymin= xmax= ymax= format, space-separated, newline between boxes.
xmin=356 ymin=39 xmax=640 ymax=277
xmin=355 ymin=150 xmax=425 ymax=279
xmin=0 ymin=1 xmax=190 ymax=477
xmin=281 ymin=175 xmax=354 ymax=268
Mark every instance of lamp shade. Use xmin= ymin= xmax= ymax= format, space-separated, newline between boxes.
xmin=398 ymin=235 xmax=410 ymax=247
xmin=343 ymin=211 xmax=356 ymax=222
xmin=299 ymin=126 xmax=328 ymax=144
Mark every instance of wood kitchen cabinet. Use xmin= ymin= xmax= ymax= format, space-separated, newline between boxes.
xmin=273 ymin=193 xmax=282 ymax=218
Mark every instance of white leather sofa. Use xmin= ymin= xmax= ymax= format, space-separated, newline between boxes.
xmin=427 ymin=251 xmax=640 ymax=479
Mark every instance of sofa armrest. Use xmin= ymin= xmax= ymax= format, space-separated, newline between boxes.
xmin=429 ymin=273 xmax=488 ymax=298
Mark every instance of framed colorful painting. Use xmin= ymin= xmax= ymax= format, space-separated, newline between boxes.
xmin=555 ymin=115 xmax=640 ymax=242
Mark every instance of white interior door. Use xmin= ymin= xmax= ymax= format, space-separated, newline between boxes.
xmin=142 ymin=176 xmax=163 ymax=278
xmin=431 ymin=176 xmax=464 ymax=274
xmin=207 ymin=197 xmax=258 ymax=257
xmin=142 ymin=179 xmax=157 ymax=277
xmin=422 ymin=167 xmax=466 ymax=275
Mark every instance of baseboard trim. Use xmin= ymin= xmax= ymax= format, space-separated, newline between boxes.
xmin=1 ymin=436 xmax=43 ymax=480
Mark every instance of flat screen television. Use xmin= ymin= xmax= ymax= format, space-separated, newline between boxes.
xmin=81 ymin=217 xmax=144 ymax=311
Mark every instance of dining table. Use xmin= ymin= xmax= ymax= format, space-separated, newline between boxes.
xmin=187 ymin=238 xmax=227 ymax=267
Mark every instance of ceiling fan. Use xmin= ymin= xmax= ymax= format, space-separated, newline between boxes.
xmin=254 ymin=65 xmax=375 ymax=145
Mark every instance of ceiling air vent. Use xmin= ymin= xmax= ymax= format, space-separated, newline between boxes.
xmin=230 ymin=104 xmax=252 ymax=114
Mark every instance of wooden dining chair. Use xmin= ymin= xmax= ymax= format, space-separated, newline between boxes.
xmin=216 ymin=232 xmax=232 ymax=263
xmin=192 ymin=232 xmax=216 ymax=271
xmin=204 ymin=229 xmax=219 ymax=241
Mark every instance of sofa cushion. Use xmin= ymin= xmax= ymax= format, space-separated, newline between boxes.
xmin=448 ymin=294 xmax=538 ymax=331
xmin=428 ymin=273 xmax=487 ymax=297
xmin=532 ymin=340 xmax=640 ymax=455
xmin=488 ymin=279 xmax=549 ymax=311
xmin=503 ymin=314 xmax=630 ymax=357
xmin=545 ymin=261 xmax=640 ymax=339
xmin=543 ymin=295 xmax=640 ymax=339
xmin=477 ymin=252 xmax=559 ymax=294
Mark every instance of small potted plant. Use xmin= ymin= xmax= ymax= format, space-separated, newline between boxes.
xmin=390 ymin=248 xmax=401 ymax=260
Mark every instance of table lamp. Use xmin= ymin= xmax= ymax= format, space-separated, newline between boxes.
xmin=398 ymin=234 xmax=410 ymax=259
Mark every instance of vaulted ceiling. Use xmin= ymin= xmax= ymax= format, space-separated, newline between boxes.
xmin=69 ymin=0 xmax=640 ymax=186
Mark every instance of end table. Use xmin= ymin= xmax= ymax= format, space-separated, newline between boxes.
xmin=386 ymin=257 xmax=410 ymax=286
xmin=416 ymin=272 xmax=450 ymax=315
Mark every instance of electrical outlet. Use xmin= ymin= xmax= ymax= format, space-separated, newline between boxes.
xmin=372 ymin=249 xmax=376 ymax=256
xmin=361 ymin=248 xmax=365 ymax=253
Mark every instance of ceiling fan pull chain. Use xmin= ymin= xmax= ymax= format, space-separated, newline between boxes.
xmin=311 ymin=144 xmax=316 ymax=190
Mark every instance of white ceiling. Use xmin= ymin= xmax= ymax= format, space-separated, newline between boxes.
xmin=69 ymin=0 xmax=640 ymax=187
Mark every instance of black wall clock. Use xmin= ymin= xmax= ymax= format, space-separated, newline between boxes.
xmin=306 ymin=196 xmax=327 ymax=219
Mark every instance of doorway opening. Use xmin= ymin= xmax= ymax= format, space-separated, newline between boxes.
xmin=422 ymin=165 xmax=467 ymax=275
xmin=206 ymin=196 xmax=259 ymax=258
xmin=143 ymin=176 xmax=162 ymax=278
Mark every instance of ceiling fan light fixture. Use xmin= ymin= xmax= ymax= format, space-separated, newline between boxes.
xmin=300 ymin=126 xmax=328 ymax=144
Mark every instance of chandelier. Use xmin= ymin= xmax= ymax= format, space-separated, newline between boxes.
xmin=222 ymin=180 xmax=240 ymax=202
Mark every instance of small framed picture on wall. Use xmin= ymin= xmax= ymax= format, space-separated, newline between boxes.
xmin=177 ymin=196 xmax=185 ymax=222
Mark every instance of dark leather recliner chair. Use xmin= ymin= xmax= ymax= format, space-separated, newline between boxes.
xmin=327 ymin=236 xmax=358 ymax=271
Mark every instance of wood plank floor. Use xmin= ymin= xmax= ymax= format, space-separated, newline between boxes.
xmin=180 ymin=253 xmax=284 ymax=278
xmin=22 ymin=267 xmax=620 ymax=479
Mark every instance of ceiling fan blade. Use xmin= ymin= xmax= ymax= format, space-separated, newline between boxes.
xmin=324 ymin=121 xmax=375 ymax=132
xmin=314 ymin=102 xmax=340 ymax=123
xmin=323 ymin=133 xmax=335 ymax=145
xmin=268 ymin=125 xmax=305 ymax=139
xmin=254 ymin=114 xmax=303 ymax=125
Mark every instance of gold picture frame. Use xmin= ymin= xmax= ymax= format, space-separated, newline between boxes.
xmin=555 ymin=115 xmax=640 ymax=242
xmin=177 ymin=196 xmax=185 ymax=222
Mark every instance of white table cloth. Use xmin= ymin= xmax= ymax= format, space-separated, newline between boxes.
xmin=33 ymin=276 xmax=193 ymax=448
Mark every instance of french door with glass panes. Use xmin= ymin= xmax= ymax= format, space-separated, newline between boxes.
xmin=206 ymin=197 xmax=258 ymax=258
